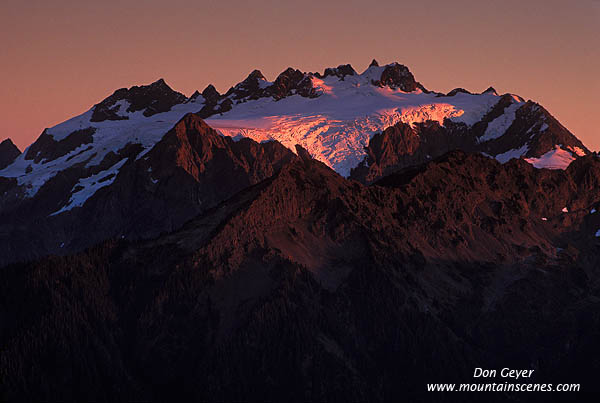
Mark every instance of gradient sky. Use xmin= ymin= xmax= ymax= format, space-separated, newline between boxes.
xmin=1 ymin=0 xmax=598 ymax=151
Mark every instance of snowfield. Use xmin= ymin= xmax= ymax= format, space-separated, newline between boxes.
xmin=525 ymin=145 xmax=577 ymax=170
xmin=206 ymin=75 xmax=503 ymax=175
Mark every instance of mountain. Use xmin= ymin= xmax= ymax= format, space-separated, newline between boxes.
xmin=0 ymin=61 xmax=590 ymax=266
xmin=1 ymin=60 xmax=599 ymax=400
xmin=0 ymin=139 xmax=20 ymax=170
xmin=2 ymin=150 xmax=600 ymax=401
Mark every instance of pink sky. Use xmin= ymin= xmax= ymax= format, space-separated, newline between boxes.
xmin=1 ymin=0 xmax=598 ymax=151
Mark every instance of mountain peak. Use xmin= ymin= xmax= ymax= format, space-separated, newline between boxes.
xmin=371 ymin=62 xmax=423 ymax=92
xmin=0 ymin=138 xmax=19 ymax=150
xmin=268 ymin=67 xmax=314 ymax=100
xmin=202 ymin=84 xmax=220 ymax=100
xmin=149 ymin=78 xmax=168 ymax=88
xmin=0 ymin=138 xmax=21 ymax=170
xmin=246 ymin=69 xmax=266 ymax=81
xmin=322 ymin=64 xmax=356 ymax=79
xmin=91 ymin=79 xmax=187 ymax=122
xmin=369 ymin=59 xmax=379 ymax=67
xmin=226 ymin=69 xmax=270 ymax=100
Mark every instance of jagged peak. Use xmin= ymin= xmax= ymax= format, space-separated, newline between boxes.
xmin=188 ymin=90 xmax=201 ymax=100
xmin=174 ymin=112 xmax=214 ymax=130
xmin=369 ymin=62 xmax=423 ymax=92
xmin=369 ymin=59 xmax=379 ymax=67
xmin=91 ymin=78 xmax=187 ymax=122
xmin=267 ymin=67 xmax=315 ymax=100
xmin=149 ymin=77 xmax=168 ymax=88
xmin=1 ymin=138 xmax=19 ymax=150
xmin=224 ymin=69 xmax=271 ymax=101
xmin=321 ymin=64 xmax=356 ymax=79
xmin=0 ymin=138 xmax=21 ymax=156
xmin=202 ymin=84 xmax=220 ymax=98
xmin=0 ymin=138 xmax=23 ymax=170
xmin=232 ymin=70 xmax=268 ymax=90
xmin=245 ymin=69 xmax=266 ymax=81
xmin=483 ymin=86 xmax=498 ymax=95
xmin=275 ymin=67 xmax=305 ymax=81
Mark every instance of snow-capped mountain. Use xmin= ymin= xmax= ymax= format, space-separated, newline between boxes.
xmin=1 ymin=60 xmax=587 ymax=195
xmin=0 ymin=60 xmax=590 ymax=264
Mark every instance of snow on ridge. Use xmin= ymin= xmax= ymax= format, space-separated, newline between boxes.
xmin=495 ymin=144 xmax=529 ymax=164
xmin=0 ymin=99 xmax=206 ymax=197
xmin=524 ymin=145 xmax=576 ymax=170
xmin=49 ymin=158 xmax=128 ymax=216
xmin=479 ymin=101 xmax=524 ymax=142
xmin=1 ymin=67 xmax=511 ymax=190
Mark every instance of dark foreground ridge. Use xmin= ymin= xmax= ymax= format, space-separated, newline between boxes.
xmin=2 ymin=149 xmax=600 ymax=401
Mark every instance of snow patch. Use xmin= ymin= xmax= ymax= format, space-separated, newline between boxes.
xmin=49 ymin=158 xmax=128 ymax=216
xmin=479 ymin=101 xmax=523 ymax=142
xmin=525 ymin=146 xmax=575 ymax=170
xmin=568 ymin=146 xmax=586 ymax=157
xmin=494 ymin=144 xmax=529 ymax=163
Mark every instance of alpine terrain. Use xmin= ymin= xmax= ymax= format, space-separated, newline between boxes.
xmin=1 ymin=61 xmax=598 ymax=401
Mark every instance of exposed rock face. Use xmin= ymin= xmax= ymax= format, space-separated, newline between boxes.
xmin=1 ymin=151 xmax=600 ymax=401
xmin=320 ymin=64 xmax=357 ymax=79
xmin=24 ymin=128 xmax=95 ymax=163
xmin=225 ymin=69 xmax=268 ymax=100
xmin=266 ymin=67 xmax=318 ymax=100
xmin=371 ymin=62 xmax=425 ymax=92
xmin=91 ymin=79 xmax=187 ymax=122
xmin=201 ymin=84 xmax=220 ymax=104
xmin=0 ymin=139 xmax=20 ymax=169
xmin=197 ymin=84 xmax=231 ymax=118
xmin=199 ymin=66 xmax=322 ymax=116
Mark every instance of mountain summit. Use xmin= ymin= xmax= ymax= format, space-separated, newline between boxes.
xmin=0 ymin=138 xmax=21 ymax=169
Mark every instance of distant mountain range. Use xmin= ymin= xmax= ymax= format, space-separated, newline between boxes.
xmin=1 ymin=61 xmax=599 ymax=401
